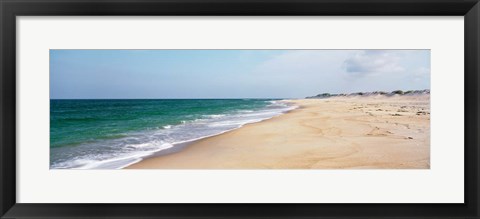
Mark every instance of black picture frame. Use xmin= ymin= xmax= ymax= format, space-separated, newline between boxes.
xmin=1 ymin=0 xmax=479 ymax=218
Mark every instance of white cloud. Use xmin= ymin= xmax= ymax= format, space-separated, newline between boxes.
xmin=343 ymin=50 xmax=404 ymax=76
xmin=243 ymin=50 xmax=430 ymax=97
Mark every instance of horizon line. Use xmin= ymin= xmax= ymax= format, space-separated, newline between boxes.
xmin=50 ymin=97 xmax=298 ymax=100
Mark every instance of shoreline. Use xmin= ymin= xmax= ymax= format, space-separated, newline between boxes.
xmin=126 ymin=95 xmax=430 ymax=169
xmin=124 ymin=103 xmax=300 ymax=168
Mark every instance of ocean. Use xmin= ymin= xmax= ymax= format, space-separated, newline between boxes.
xmin=50 ymin=99 xmax=296 ymax=169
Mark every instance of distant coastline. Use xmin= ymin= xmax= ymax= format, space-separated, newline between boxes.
xmin=306 ymin=89 xmax=430 ymax=99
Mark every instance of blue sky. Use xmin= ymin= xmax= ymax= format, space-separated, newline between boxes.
xmin=50 ymin=50 xmax=430 ymax=99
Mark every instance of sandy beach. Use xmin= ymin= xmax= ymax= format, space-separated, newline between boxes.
xmin=126 ymin=95 xmax=430 ymax=169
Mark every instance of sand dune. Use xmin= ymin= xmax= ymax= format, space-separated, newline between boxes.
xmin=126 ymin=95 xmax=430 ymax=169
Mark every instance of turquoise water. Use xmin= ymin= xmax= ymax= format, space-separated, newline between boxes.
xmin=50 ymin=99 xmax=295 ymax=169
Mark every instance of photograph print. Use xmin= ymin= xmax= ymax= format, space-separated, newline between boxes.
xmin=50 ymin=49 xmax=430 ymax=169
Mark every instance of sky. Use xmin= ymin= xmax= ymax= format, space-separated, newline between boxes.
xmin=50 ymin=50 xmax=430 ymax=99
